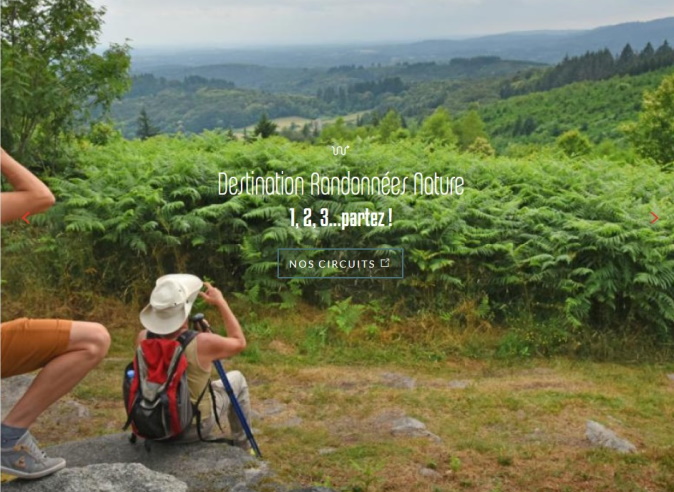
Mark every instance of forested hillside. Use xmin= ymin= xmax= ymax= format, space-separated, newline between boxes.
xmin=110 ymin=86 xmax=326 ymax=136
xmin=481 ymin=67 xmax=674 ymax=149
xmin=112 ymin=56 xmax=542 ymax=137
xmin=140 ymin=57 xmax=543 ymax=94
xmin=112 ymin=43 xmax=674 ymax=143
xmin=500 ymin=40 xmax=674 ymax=97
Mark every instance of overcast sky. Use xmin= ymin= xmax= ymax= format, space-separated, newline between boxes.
xmin=90 ymin=0 xmax=673 ymax=48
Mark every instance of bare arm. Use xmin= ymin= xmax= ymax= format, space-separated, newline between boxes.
xmin=198 ymin=282 xmax=246 ymax=364
xmin=135 ymin=330 xmax=147 ymax=347
xmin=1 ymin=148 xmax=56 ymax=224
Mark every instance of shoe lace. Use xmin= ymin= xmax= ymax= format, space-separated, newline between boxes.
xmin=22 ymin=433 xmax=48 ymax=459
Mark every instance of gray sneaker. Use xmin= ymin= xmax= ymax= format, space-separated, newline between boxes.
xmin=1 ymin=431 xmax=66 ymax=479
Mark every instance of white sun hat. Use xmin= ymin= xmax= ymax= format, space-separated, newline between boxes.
xmin=140 ymin=274 xmax=203 ymax=334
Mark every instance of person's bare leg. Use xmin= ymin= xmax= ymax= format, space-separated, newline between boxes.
xmin=2 ymin=321 xmax=111 ymax=428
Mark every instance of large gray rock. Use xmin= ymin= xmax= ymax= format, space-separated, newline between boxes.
xmin=418 ymin=467 xmax=442 ymax=479
xmin=585 ymin=420 xmax=637 ymax=453
xmin=1 ymin=375 xmax=35 ymax=419
xmin=390 ymin=417 xmax=442 ymax=443
xmin=380 ymin=372 xmax=416 ymax=390
xmin=3 ymin=463 xmax=187 ymax=492
xmin=3 ymin=433 xmax=280 ymax=492
xmin=2 ymin=375 xmax=91 ymax=425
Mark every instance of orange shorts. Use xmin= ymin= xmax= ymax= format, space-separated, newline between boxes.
xmin=0 ymin=318 xmax=72 ymax=378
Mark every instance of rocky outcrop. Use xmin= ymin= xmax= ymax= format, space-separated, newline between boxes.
xmin=2 ymin=433 xmax=333 ymax=492
xmin=390 ymin=417 xmax=442 ymax=443
xmin=4 ymin=463 xmax=188 ymax=492
xmin=2 ymin=376 xmax=36 ymax=420
xmin=585 ymin=420 xmax=637 ymax=453
xmin=2 ymin=375 xmax=90 ymax=426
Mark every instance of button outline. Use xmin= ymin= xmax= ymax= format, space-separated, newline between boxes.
xmin=277 ymin=247 xmax=405 ymax=279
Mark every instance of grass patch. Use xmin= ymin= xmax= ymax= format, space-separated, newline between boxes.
xmin=3 ymin=298 xmax=672 ymax=490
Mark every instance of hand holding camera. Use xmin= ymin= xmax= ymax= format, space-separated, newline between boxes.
xmin=198 ymin=282 xmax=227 ymax=308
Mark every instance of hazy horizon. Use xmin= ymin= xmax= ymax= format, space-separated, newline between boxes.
xmin=121 ymin=28 xmax=589 ymax=52
xmin=90 ymin=0 xmax=673 ymax=49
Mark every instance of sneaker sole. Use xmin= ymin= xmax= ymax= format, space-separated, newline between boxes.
xmin=1 ymin=460 xmax=66 ymax=480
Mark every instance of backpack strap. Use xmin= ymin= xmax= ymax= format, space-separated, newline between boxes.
xmin=193 ymin=379 xmax=228 ymax=442
xmin=125 ymin=330 xmax=199 ymax=437
xmin=207 ymin=382 xmax=225 ymax=434
xmin=176 ymin=330 xmax=228 ymax=443
xmin=195 ymin=406 xmax=235 ymax=446
xmin=177 ymin=329 xmax=198 ymax=348
xmin=175 ymin=329 xmax=226 ymax=435
xmin=139 ymin=329 xmax=231 ymax=445
xmin=145 ymin=329 xmax=198 ymax=346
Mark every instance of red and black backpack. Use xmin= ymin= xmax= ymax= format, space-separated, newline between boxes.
xmin=123 ymin=330 xmax=217 ymax=445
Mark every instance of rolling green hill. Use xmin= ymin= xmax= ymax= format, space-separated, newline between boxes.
xmin=110 ymin=87 xmax=328 ymax=137
xmin=479 ymin=67 xmax=674 ymax=149
xmin=140 ymin=57 xmax=543 ymax=95
xmin=111 ymin=60 xmax=673 ymax=149
xmin=112 ymin=56 xmax=542 ymax=137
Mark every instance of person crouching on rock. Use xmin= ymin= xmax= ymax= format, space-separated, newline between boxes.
xmin=136 ymin=274 xmax=253 ymax=448
xmin=0 ymin=148 xmax=112 ymax=479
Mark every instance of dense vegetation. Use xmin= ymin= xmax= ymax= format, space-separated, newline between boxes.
xmin=0 ymin=0 xmax=130 ymax=169
xmin=480 ymin=68 xmax=674 ymax=149
xmin=3 ymin=135 xmax=672 ymax=354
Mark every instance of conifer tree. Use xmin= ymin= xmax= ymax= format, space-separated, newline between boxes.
xmin=641 ymin=42 xmax=655 ymax=59
xmin=136 ymin=108 xmax=160 ymax=140
xmin=618 ymin=43 xmax=635 ymax=66
xmin=253 ymin=113 xmax=277 ymax=139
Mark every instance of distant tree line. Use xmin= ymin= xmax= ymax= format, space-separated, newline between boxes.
xmin=501 ymin=41 xmax=674 ymax=97
xmin=127 ymin=73 xmax=236 ymax=98
xmin=316 ymin=77 xmax=407 ymax=111
xmin=449 ymin=56 xmax=503 ymax=69
xmin=326 ymin=64 xmax=369 ymax=74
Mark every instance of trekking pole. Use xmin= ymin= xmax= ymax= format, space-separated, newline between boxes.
xmin=190 ymin=313 xmax=263 ymax=458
